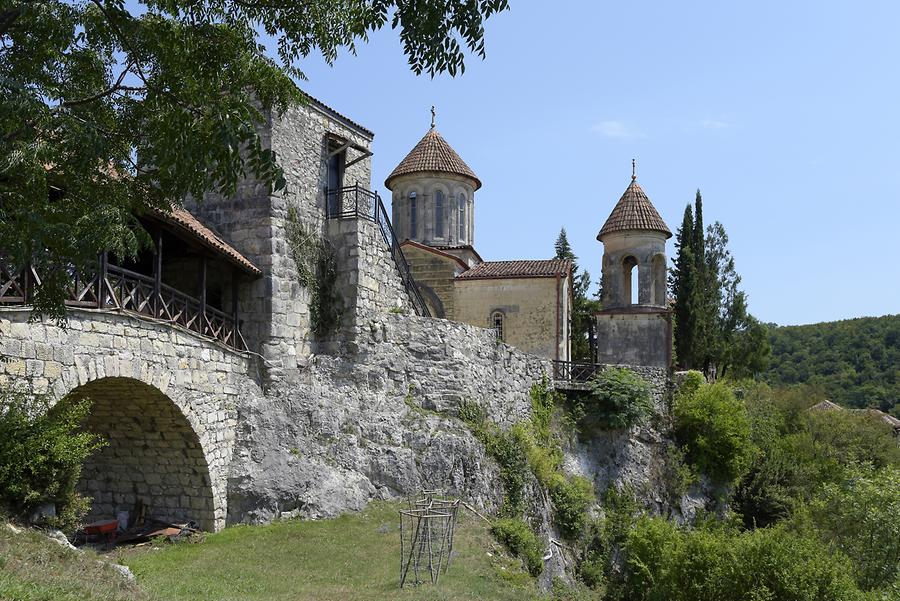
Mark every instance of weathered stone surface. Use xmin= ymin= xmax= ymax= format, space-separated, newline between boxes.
xmin=0 ymin=308 xmax=261 ymax=531
xmin=226 ymin=313 xmax=549 ymax=523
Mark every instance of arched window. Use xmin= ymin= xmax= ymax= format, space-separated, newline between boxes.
xmin=623 ymin=256 xmax=639 ymax=306
xmin=409 ymin=192 xmax=417 ymax=238
xmin=457 ymin=193 xmax=466 ymax=242
xmin=434 ymin=190 xmax=444 ymax=237
xmin=491 ymin=310 xmax=504 ymax=340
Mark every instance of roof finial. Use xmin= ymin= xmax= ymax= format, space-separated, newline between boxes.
xmin=632 ymin=158 xmax=636 ymax=181
xmin=431 ymin=105 xmax=436 ymax=129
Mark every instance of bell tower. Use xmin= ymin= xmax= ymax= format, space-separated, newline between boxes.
xmin=385 ymin=109 xmax=481 ymax=248
xmin=595 ymin=164 xmax=673 ymax=367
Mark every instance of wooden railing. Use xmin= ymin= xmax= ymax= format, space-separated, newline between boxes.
xmin=552 ymin=360 xmax=601 ymax=384
xmin=0 ymin=261 xmax=247 ymax=351
xmin=325 ymin=184 xmax=432 ymax=318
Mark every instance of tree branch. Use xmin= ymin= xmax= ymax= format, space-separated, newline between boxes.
xmin=61 ymin=61 xmax=137 ymax=107
xmin=0 ymin=8 xmax=23 ymax=37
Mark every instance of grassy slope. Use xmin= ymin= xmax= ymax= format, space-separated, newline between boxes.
xmin=0 ymin=526 xmax=147 ymax=601
xmin=119 ymin=502 xmax=540 ymax=601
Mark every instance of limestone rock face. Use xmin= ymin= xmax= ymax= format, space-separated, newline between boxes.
xmin=226 ymin=313 xmax=547 ymax=524
xmin=563 ymin=365 xmax=721 ymax=523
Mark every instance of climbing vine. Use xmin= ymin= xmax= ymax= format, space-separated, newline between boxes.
xmin=285 ymin=206 xmax=342 ymax=336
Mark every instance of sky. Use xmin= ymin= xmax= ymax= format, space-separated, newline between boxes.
xmin=290 ymin=0 xmax=900 ymax=326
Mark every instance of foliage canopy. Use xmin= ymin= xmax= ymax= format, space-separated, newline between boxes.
xmin=0 ymin=0 xmax=508 ymax=317
xmin=587 ymin=367 xmax=653 ymax=430
xmin=764 ymin=314 xmax=900 ymax=417
xmin=0 ymin=392 xmax=105 ymax=531
xmin=673 ymin=379 xmax=754 ymax=483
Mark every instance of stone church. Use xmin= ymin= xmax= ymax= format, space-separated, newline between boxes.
xmin=388 ymin=121 xmax=573 ymax=363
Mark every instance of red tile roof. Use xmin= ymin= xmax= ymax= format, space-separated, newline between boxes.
xmin=150 ymin=208 xmax=261 ymax=276
xmin=385 ymin=128 xmax=481 ymax=190
xmin=598 ymin=178 xmax=672 ymax=240
xmin=456 ymin=259 xmax=572 ymax=280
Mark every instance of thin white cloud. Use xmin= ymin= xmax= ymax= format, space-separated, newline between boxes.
xmin=592 ymin=120 xmax=646 ymax=140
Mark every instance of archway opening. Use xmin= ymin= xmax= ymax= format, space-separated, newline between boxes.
xmin=63 ymin=377 xmax=215 ymax=530
xmin=623 ymin=256 xmax=639 ymax=306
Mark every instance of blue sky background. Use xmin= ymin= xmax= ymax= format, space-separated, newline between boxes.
xmin=291 ymin=1 xmax=899 ymax=326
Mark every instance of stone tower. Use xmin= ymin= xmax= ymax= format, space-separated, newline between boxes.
xmin=595 ymin=168 xmax=673 ymax=367
xmin=386 ymin=124 xmax=481 ymax=247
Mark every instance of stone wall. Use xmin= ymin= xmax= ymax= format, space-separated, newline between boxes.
xmin=226 ymin=312 xmax=550 ymax=523
xmin=594 ymin=309 xmax=672 ymax=368
xmin=328 ymin=217 xmax=415 ymax=339
xmin=400 ymin=243 xmax=465 ymax=319
xmin=0 ymin=307 xmax=262 ymax=530
xmin=187 ymin=98 xmax=375 ymax=384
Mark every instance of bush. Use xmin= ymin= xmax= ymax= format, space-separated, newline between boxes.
xmin=491 ymin=518 xmax=544 ymax=576
xmin=618 ymin=517 xmax=866 ymax=601
xmin=587 ymin=368 xmax=653 ymax=429
xmin=459 ymin=401 xmax=530 ymax=517
xmin=548 ymin=474 xmax=594 ymax=540
xmin=811 ymin=464 xmax=900 ymax=590
xmin=736 ymin=385 xmax=900 ymax=528
xmin=673 ymin=382 xmax=753 ymax=483
xmin=0 ymin=392 xmax=105 ymax=532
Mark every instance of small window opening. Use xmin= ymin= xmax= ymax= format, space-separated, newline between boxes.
xmin=491 ymin=311 xmax=504 ymax=340
xmin=458 ymin=193 xmax=466 ymax=242
xmin=435 ymin=190 xmax=445 ymax=237
xmin=409 ymin=192 xmax=417 ymax=238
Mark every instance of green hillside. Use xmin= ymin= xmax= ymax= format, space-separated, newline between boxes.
xmin=764 ymin=314 xmax=900 ymax=415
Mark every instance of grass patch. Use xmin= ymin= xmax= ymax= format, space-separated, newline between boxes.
xmin=0 ymin=525 xmax=146 ymax=601
xmin=118 ymin=502 xmax=541 ymax=601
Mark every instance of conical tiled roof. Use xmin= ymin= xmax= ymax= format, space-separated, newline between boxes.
xmin=385 ymin=128 xmax=481 ymax=190
xmin=598 ymin=177 xmax=672 ymax=240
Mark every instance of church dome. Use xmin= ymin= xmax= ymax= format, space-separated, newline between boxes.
xmin=598 ymin=177 xmax=671 ymax=240
xmin=385 ymin=128 xmax=481 ymax=190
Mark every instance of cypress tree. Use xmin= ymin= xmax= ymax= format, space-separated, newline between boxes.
xmin=693 ymin=190 xmax=720 ymax=373
xmin=554 ymin=228 xmax=599 ymax=360
xmin=555 ymin=228 xmax=577 ymax=271
xmin=670 ymin=204 xmax=696 ymax=367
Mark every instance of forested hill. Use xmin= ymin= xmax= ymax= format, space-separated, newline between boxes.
xmin=764 ymin=314 xmax=900 ymax=415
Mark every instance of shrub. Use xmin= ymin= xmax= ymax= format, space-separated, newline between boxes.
xmin=578 ymin=488 xmax=641 ymax=592
xmin=673 ymin=382 xmax=753 ymax=483
xmin=459 ymin=401 xmax=530 ymax=517
xmin=0 ymin=392 xmax=105 ymax=532
xmin=811 ymin=464 xmax=900 ymax=590
xmin=618 ymin=517 xmax=866 ymax=601
xmin=548 ymin=474 xmax=594 ymax=540
xmin=587 ymin=368 xmax=653 ymax=429
xmin=736 ymin=385 xmax=900 ymax=529
xmin=491 ymin=518 xmax=544 ymax=576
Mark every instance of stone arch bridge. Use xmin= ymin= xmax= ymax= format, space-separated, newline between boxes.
xmin=0 ymin=307 xmax=262 ymax=531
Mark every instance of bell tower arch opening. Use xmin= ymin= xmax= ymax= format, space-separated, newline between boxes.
xmin=63 ymin=377 xmax=215 ymax=530
xmin=623 ymin=255 xmax=639 ymax=306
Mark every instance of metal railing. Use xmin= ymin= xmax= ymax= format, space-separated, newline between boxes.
xmin=552 ymin=360 xmax=601 ymax=384
xmin=326 ymin=184 xmax=432 ymax=318
xmin=0 ymin=261 xmax=247 ymax=351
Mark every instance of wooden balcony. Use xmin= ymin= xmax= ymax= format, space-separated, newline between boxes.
xmin=1 ymin=261 xmax=247 ymax=351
